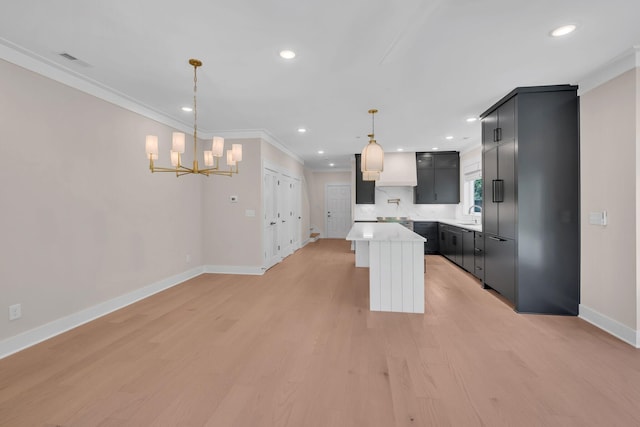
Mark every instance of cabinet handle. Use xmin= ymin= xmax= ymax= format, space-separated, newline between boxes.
xmin=434 ymin=193 xmax=438 ymax=201
xmin=493 ymin=128 xmax=498 ymax=142
xmin=492 ymin=179 xmax=504 ymax=203
xmin=270 ymin=222 xmax=276 ymax=225
xmin=474 ymin=248 xmax=482 ymax=252
xmin=488 ymin=236 xmax=506 ymax=242
xmin=496 ymin=127 xmax=502 ymax=142
xmin=452 ymin=235 xmax=457 ymax=246
xmin=441 ymin=231 xmax=445 ymax=241
xmin=461 ymin=229 xmax=472 ymax=233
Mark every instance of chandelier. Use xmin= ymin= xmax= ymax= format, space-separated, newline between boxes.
xmin=361 ymin=108 xmax=384 ymax=181
xmin=145 ymin=59 xmax=242 ymax=177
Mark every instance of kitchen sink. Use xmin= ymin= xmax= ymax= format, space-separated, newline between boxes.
xmin=376 ymin=216 xmax=410 ymax=221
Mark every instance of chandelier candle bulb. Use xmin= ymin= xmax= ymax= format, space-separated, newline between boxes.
xmin=145 ymin=135 xmax=158 ymax=158
xmin=226 ymin=149 xmax=236 ymax=167
xmin=172 ymin=132 xmax=186 ymax=153
xmin=232 ymin=144 xmax=243 ymax=162
xmin=170 ymin=151 xmax=180 ymax=167
xmin=212 ymin=137 xmax=224 ymax=157
xmin=204 ymin=151 xmax=214 ymax=167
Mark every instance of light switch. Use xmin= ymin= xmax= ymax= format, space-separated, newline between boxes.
xmin=245 ymin=209 xmax=256 ymax=217
xmin=589 ymin=211 xmax=607 ymax=226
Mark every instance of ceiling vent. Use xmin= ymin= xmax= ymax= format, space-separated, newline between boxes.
xmin=59 ymin=52 xmax=78 ymax=61
xmin=58 ymin=52 xmax=91 ymax=67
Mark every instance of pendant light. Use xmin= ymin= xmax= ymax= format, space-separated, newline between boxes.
xmin=361 ymin=108 xmax=384 ymax=181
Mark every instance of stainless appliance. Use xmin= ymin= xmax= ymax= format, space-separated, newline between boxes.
xmin=376 ymin=216 xmax=414 ymax=231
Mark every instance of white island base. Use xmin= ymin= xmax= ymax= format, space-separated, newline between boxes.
xmin=346 ymin=223 xmax=426 ymax=314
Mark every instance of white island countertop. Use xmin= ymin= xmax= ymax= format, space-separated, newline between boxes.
xmin=346 ymin=222 xmax=426 ymax=242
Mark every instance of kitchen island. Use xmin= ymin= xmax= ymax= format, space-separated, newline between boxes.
xmin=346 ymin=222 xmax=426 ymax=313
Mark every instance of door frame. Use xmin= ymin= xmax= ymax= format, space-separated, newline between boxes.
xmin=325 ymin=182 xmax=352 ymax=239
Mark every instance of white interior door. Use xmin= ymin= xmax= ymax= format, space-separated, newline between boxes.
xmin=326 ymin=184 xmax=352 ymax=238
xmin=291 ymin=178 xmax=301 ymax=248
xmin=278 ymin=175 xmax=292 ymax=257
xmin=263 ymin=169 xmax=280 ymax=269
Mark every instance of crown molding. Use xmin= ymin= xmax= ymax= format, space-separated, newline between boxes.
xmin=0 ymin=39 xmax=302 ymax=165
xmin=0 ymin=38 xmax=195 ymax=134
xmin=578 ymin=46 xmax=640 ymax=95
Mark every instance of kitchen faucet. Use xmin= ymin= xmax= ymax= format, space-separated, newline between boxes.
xmin=468 ymin=205 xmax=482 ymax=214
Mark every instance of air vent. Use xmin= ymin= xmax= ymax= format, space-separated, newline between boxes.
xmin=59 ymin=52 xmax=78 ymax=61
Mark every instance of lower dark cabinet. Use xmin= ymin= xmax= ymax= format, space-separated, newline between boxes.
xmin=413 ymin=222 xmax=439 ymax=254
xmin=484 ymin=235 xmax=516 ymax=302
xmin=474 ymin=233 xmax=484 ymax=281
xmin=461 ymin=229 xmax=475 ymax=272
xmin=439 ymin=224 xmax=462 ymax=265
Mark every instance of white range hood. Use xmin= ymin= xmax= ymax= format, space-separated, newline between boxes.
xmin=375 ymin=152 xmax=417 ymax=187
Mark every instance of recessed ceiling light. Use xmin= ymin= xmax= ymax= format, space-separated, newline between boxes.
xmin=397 ymin=148 xmax=404 ymax=152
xmin=550 ymin=24 xmax=577 ymax=37
xmin=279 ymin=50 xmax=296 ymax=59
xmin=445 ymin=136 xmax=454 ymax=140
xmin=181 ymin=106 xmax=192 ymax=112
xmin=329 ymin=163 xmax=335 ymax=167
xmin=466 ymin=117 xmax=477 ymax=122
xmin=297 ymin=128 xmax=307 ymax=133
xmin=317 ymin=150 xmax=324 ymax=154
xmin=432 ymin=147 xmax=439 ymax=151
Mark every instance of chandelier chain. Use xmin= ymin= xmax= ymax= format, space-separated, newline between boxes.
xmin=193 ymin=64 xmax=198 ymax=147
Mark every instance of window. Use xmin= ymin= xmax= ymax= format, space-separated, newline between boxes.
xmin=463 ymin=161 xmax=482 ymax=215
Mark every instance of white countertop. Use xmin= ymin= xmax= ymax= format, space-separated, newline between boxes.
xmin=346 ymin=222 xmax=426 ymax=242
xmin=437 ymin=219 xmax=482 ymax=232
xmin=352 ymin=218 xmax=482 ymax=232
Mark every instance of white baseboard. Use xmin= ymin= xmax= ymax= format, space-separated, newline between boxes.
xmin=579 ymin=304 xmax=639 ymax=348
xmin=204 ymin=265 xmax=265 ymax=275
xmin=0 ymin=266 xmax=205 ymax=360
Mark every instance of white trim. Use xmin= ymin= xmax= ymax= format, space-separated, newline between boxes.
xmin=204 ymin=265 xmax=265 ymax=275
xmin=578 ymin=46 xmax=640 ymax=95
xmin=0 ymin=38 xmax=194 ymax=135
xmin=0 ymin=39 xmax=301 ymax=164
xmin=212 ymin=130 xmax=303 ymax=165
xmin=579 ymin=304 xmax=639 ymax=348
xmin=0 ymin=266 xmax=205 ymax=360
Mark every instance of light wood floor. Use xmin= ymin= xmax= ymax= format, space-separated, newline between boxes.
xmin=1 ymin=239 xmax=640 ymax=426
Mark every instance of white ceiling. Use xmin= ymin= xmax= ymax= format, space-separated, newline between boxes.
xmin=1 ymin=0 xmax=639 ymax=170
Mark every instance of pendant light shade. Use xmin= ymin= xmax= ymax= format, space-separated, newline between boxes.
xmin=362 ymin=170 xmax=380 ymax=181
xmin=361 ymin=139 xmax=384 ymax=173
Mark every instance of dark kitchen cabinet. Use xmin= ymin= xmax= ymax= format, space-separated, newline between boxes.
xmin=481 ymin=85 xmax=580 ymax=315
xmin=414 ymin=221 xmax=439 ymax=254
xmin=354 ymin=154 xmax=375 ymax=204
xmin=439 ymin=224 xmax=462 ymax=266
xmin=474 ymin=233 xmax=484 ymax=280
xmin=414 ymin=152 xmax=460 ymax=204
xmin=484 ymin=235 xmax=515 ymax=302
xmin=460 ymin=228 xmax=475 ymax=273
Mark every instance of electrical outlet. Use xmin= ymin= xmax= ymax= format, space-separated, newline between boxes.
xmin=9 ymin=304 xmax=21 ymax=321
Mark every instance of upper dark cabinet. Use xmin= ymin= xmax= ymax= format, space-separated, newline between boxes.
xmin=354 ymin=154 xmax=375 ymax=204
xmin=414 ymin=152 xmax=460 ymax=204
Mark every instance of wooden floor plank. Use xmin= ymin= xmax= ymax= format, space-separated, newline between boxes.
xmin=2 ymin=239 xmax=640 ymax=426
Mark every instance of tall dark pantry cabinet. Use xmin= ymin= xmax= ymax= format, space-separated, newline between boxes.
xmin=480 ymin=85 xmax=580 ymax=315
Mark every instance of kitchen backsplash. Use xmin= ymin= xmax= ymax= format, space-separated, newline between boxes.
xmin=354 ymin=186 xmax=459 ymax=220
